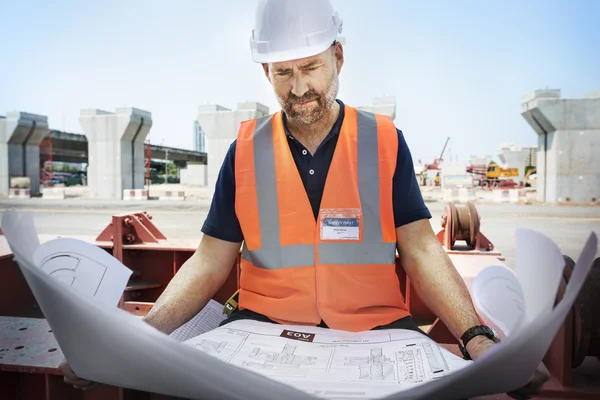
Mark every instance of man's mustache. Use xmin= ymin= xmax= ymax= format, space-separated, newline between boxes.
xmin=287 ymin=92 xmax=320 ymax=104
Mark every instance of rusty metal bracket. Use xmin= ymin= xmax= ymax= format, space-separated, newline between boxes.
xmin=96 ymin=211 xmax=167 ymax=262
xmin=96 ymin=211 xmax=166 ymax=244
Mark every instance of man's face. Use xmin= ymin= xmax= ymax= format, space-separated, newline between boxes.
xmin=264 ymin=44 xmax=343 ymax=125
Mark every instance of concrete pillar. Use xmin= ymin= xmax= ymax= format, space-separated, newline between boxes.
xmin=356 ymin=96 xmax=397 ymax=121
xmin=0 ymin=111 xmax=49 ymax=197
xmin=196 ymin=102 xmax=270 ymax=197
xmin=498 ymin=143 xmax=530 ymax=185
xmin=521 ymin=89 xmax=600 ymax=203
xmin=79 ymin=107 xmax=152 ymax=200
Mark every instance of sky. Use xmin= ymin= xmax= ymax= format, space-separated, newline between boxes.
xmin=1 ymin=0 xmax=599 ymax=165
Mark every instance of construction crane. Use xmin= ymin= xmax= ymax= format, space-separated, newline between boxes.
xmin=421 ymin=137 xmax=450 ymax=186
xmin=425 ymin=136 xmax=450 ymax=171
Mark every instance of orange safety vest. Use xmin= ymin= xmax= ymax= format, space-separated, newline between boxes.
xmin=234 ymin=104 xmax=410 ymax=332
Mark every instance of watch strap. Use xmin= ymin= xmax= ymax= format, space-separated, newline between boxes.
xmin=458 ymin=325 xmax=498 ymax=360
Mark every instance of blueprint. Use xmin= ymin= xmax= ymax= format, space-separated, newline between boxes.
xmin=32 ymin=237 xmax=132 ymax=308
xmin=2 ymin=208 xmax=599 ymax=400
xmin=0 ymin=209 xmax=132 ymax=308
xmin=183 ymin=320 xmax=470 ymax=399
xmin=169 ymin=299 xmax=227 ymax=342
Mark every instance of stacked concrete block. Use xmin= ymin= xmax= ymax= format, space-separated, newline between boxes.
xmin=196 ymin=102 xmax=270 ymax=197
xmin=521 ymin=89 xmax=600 ymax=203
xmin=79 ymin=107 xmax=152 ymax=200
xmin=0 ymin=111 xmax=49 ymax=197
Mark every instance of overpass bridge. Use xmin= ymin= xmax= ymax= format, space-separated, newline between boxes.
xmin=40 ymin=130 xmax=207 ymax=167
xmin=2 ymin=109 xmax=207 ymax=198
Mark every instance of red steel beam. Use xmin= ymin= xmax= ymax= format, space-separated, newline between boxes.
xmin=0 ymin=209 xmax=598 ymax=399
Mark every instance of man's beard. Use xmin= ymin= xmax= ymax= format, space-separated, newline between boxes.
xmin=277 ymin=72 xmax=339 ymax=126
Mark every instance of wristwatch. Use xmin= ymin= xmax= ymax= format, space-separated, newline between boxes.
xmin=458 ymin=325 xmax=499 ymax=360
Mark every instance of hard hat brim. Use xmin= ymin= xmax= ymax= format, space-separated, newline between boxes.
xmin=251 ymin=39 xmax=335 ymax=64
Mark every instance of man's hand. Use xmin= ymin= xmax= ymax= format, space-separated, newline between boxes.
xmin=142 ymin=234 xmax=241 ymax=334
xmin=58 ymin=359 xmax=98 ymax=391
xmin=57 ymin=235 xmax=240 ymax=391
xmin=467 ymin=337 xmax=551 ymax=399
xmin=396 ymin=220 xmax=550 ymax=397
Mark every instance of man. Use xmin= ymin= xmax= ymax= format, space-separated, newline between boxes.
xmin=61 ymin=0 xmax=549 ymax=398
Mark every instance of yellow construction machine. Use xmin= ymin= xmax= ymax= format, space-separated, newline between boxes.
xmin=467 ymin=162 xmax=519 ymax=188
xmin=486 ymin=162 xmax=518 ymax=180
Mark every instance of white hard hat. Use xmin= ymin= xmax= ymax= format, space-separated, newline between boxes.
xmin=250 ymin=0 xmax=343 ymax=63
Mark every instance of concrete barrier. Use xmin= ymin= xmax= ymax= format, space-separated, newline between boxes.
xmin=123 ymin=189 xmax=148 ymax=200
xmin=42 ymin=187 xmax=65 ymax=200
xmin=9 ymin=188 xmax=30 ymax=199
xmin=158 ymin=190 xmax=186 ymax=201
xmin=442 ymin=188 xmax=476 ymax=203
xmin=493 ymin=189 xmax=526 ymax=203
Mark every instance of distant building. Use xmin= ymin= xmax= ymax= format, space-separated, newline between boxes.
xmin=193 ymin=120 xmax=206 ymax=153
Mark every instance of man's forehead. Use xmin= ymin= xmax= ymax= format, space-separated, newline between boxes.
xmin=270 ymin=52 xmax=328 ymax=70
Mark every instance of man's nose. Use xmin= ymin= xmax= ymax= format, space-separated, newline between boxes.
xmin=291 ymin=74 xmax=309 ymax=98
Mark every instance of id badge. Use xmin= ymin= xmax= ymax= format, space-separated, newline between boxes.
xmin=320 ymin=208 xmax=361 ymax=241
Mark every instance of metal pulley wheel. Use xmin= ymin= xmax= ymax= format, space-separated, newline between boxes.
xmin=443 ymin=202 xmax=480 ymax=249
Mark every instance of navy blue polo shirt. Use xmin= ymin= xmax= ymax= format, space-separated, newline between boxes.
xmin=201 ymin=100 xmax=431 ymax=243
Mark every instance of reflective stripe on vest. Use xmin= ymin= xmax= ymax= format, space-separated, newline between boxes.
xmin=242 ymin=109 xmax=395 ymax=270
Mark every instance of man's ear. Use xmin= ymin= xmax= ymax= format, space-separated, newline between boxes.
xmin=262 ymin=63 xmax=271 ymax=82
xmin=333 ymin=43 xmax=344 ymax=75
